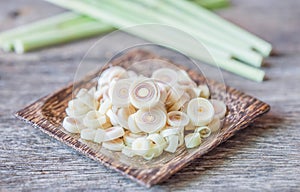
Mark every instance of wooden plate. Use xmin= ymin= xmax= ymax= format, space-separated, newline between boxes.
xmin=15 ymin=49 xmax=270 ymax=187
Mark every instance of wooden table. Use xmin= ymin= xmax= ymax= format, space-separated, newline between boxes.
xmin=1 ymin=0 xmax=299 ymax=191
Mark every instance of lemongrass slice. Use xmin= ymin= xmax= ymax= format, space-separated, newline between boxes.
xmin=178 ymin=128 xmax=184 ymax=147
xmin=164 ymin=135 xmax=179 ymax=153
xmin=165 ymin=85 xmax=185 ymax=107
xmin=98 ymin=66 xmax=127 ymax=85
xmin=131 ymin=137 xmax=151 ymax=156
xmin=93 ymin=129 xmax=106 ymax=143
xmin=185 ymin=133 xmax=202 ymax=148
xmin=208 ymin=117 xmax=221 ymax=133
xmin=143 ymin=143 xmax=163 ymax=160
xmin=116 ymin=106 xmax=136 ymax=129
xmin=67 ymin=99 xmax=90 ymax=116
xmin=94 ymin=85 xmax=109 ymax=101
xmin=127 ymin=70 xmax=138 ymax=79
xmin=135 ymin=107 xmax=167 ymax=133
xmin=195 ymin=126 xmax=211 ymax=138
xmin=76 ymin=88 xmax=98 ymax=109
xmin=80 ymin=128 xmax=96 ymax=141
xmin=184 ymin=121 xmax=196 ymax=131
xmin=62 ymin=117 xmax=83 ymax=133
xmin=106 ymin=109 xmax=119 ymax=126
xmin=83 ymin=110 xmax=107 ymax=129
xmin=110 ymin=79 xmax=131 ymax=107
xmin=102 ymin=138 xmax=124 ymax=151
xmin=167 ymin=111 xmax=190 ymax=127
xmin=198 ymin=85 xmax=210 ymax=99
xmin=127 ymin=114 xmax=141 ymax=133
xmin=160 ymin=126 xmax=182 ymax=137
xmin=177 ymin=69 xmax=193 ymax=83
xmin=147 ymin=133 xmax=167 ymax=149
xmin=152 ymin=68 xmax=178 ymax=86
xmin=123 ymin=132 xmax=146 ymax=147
xmin=210 ymin=99 xmax=227 ymax=119
xmin=187 ymin=98 xmax=215 ymax=126
xmin=156 ymin=80 xmax=169 ymax=103
xmin=121 ymin=146 xmax=136 ymax=157
xmin=129 ymin=78 xmax=160 ymax=109
xmin=98 ymin=99 xmax=112 ymax=114
xmin=103 ymin=126 xmax=125 ymax=141
xmin=168 ymin=92 xmax=190 ymax=111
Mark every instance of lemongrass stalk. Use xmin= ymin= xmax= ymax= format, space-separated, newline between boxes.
xmin=44 ymin=0 xmax=265 ymax=81
xmin=135 ymin=0 xmax=262 ymax=67
xmin=100 ymin=0 xmax=262 ymax=67
xmin=192 ymin=0 xmax=230 ymax=10
xmin=166 ymin=0 xmax=272 ymax=56
xmin=13 ymin=22 xmax=114 ymax=54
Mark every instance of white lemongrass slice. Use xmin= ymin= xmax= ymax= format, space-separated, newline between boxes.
xmin=147 ymin=133 xmax=167 ymax=149
xmin=152 ymin=68 xmax=178 ymax=86
xmin=88 ymin=87 xmax=96 ymax=95
xmin=103 ymin=126 xmax=125 ymax=142
xmin=83 ymin=110 xmax=107 ymax=129
xmin=129 ymin=78 xmax=160 ymax=109
xmin=102 ymin=138 xmax=124 ymax=151
xmin=127 ymin=70 xmax=138 ymax=79
xmin=156 ymin=80 xmax=169 ymax=103
xmin=94 ymin=85 xmax=109 ymax=101
xmin=135 ymin=108 xmax=167 ymax=133
xmin=164 ymin=135 xmax=179 ymax=153
xmin=62 ymin=117 xmax=83 ymax=133
xmin=195 ymin=126 xmax=212 ymax=138
xmin=127 ymin=114 xmax=141 ymax=133
xmin=193 ymin=87 xmax=202 ymax=97
xmin=187 ymin=98 xmax=215 ymax=126
xmin=160 ymin=126 xmax=182 ymax=137
xmin=185 ymin=133 xmax=202 ymax=148
xmin=131 ymin=137 xmax=151 ymax=156
xmin=98 ymin=99 xmax=112 ymax=114
xmin=121 ymin=146 xmax=136 ymax=157
xmin=210 ymin=99 xmax=227 ymax=119
xmin=110 ymin=79 xmax=131 ymax=107
xmin=178 ymin=129 xmax=184 ymax=147
xmin=99 ymin=66 xmax=127 ymax=84
xmin=165 ymin=85 xmax=185 ymax=107
xmin=184 ymin=121 xmax=196 ymax=131
xmin=168 ymin=93 xmax=190 ymax=111
xmin=93 ymin=129 xmax=106 ymax=143
xmin=177 ymin=69 xmax=193 ymax=83
xmin=67 ymin=99 xmax=90 ymax=116
xmin=116 ymin=106 xmax=136 ymax=129
xmin=167 ymin=111 xmax=190 ymax=127
xmin=143 ymin=143 xmax=164 ymax=160
xmin=76 ymin=88 xmax=98 ymax=109
xmin=106 ymin=109 xmax=119 ymax=126
xmin=208 ymin=117 xmax=221 ymax=133
xmin=123 ymin=132 xmax=146 ymax=147
xmin=80 ymin=128 xmax=96 ymax=141
xmin=198 ymin=85 xmax=210 ymax=99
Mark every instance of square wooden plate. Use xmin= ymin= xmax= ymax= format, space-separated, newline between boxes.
xmin=15 ymin=50 xmax=270 ymax=187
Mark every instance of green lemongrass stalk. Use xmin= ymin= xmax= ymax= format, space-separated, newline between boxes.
xmin=0 ymin=12 xmax=87 ymax=51
xmin=99 ymin=0 xmax=262 ymax=67
xmin=45 ymin=0 xmax=264 ymax=81
xmin=192 ymin=0 xmax=230 ymax=10
xmin=13 ymin=21 xmax=114 ymax=54
xmin=134 ymin=0 xmax=262 ymax=67
xmin=166 ymin=0 xmax=272 ymax=56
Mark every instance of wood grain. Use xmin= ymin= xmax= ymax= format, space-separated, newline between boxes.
xmin=1 ymin=0 xmax=300 ymax=191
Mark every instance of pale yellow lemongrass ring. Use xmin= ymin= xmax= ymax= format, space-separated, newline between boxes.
xmin=185 ymin=133 xmax=202 ymax=148
xmin=152 ymin=68 xmax=178 ymax=86
xmin=93 ymin=129 xmax=106 ymax=143
xmin=195 ymin=126 xmax=212 ymax=138
xmin=198 ymin=85 xmax=210 ymax=99
xmin=62 ymin=117 xmax=82 ymax=133
xmin=106 ymin=109 xmax=119 ymax=126
xmin=123 ymin=132 xmax=146 ymax=147
xmin=98 ymin=99 xmax=112 ymax=114
xmin=80 ymin=128 xmax=97 ymax=141
xmin=187 ymin=98 xmax=215 ymax=126
xmin=168 ymin=92 xmax=190 ymax=111
xmin=67 ymin=99 xmax=90 ymax=116
xmin=164 ymin=135 xmax=179 ymax=153
xmin=167 ymin=111 xmax=190 ymax=127
xmin=116 ymin=106 xmax=136 ymax=129
xmin=160 ymin=126 xmax=182 ymax=137
xmin=121 ymin=146 xmax=136 ymax=157
xmin=147 ymin=133 xmax=167 ymax=149
xmin=131 ymin=137 xmax=151 ymax=156
xmin=127 ymin=114 xmax=141 ymax=133
xmin=103 ymin=126 xmax=125 ymax=142
xmin=102 ymin=138 xmax=125 ymax=151
xmin=165 ymin=85 xmax=185 ymax=107
xmin=110 ymin=79 xmax=131 ymax=107
xmin=76 ymin=88 xmax=98 ymax=109
xmin=83 ymin=110 xmax=107 ymax=129
xmin=135 ymin=108 xmax=167 ymax=133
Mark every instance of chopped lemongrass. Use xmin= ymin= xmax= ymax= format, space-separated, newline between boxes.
xmin=187 ymin=98 xmax=215 ymax=126
xmin=210 ymin=99 xmax=227 ymax=119
xmin=195 ymin=126 xmax=212 ymax=138
xmin=185 ymin=133 xmax=202 ymax=148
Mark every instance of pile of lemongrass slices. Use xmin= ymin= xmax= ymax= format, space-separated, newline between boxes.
xmin=63 ymin=66 xmax=227 ymax=160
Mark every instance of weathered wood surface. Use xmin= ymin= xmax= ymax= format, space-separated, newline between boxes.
xmin=0 ymin=0 xmax=299 ymax=191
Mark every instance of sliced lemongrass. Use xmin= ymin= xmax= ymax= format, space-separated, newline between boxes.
xmin=208 ymin=117 xmax=221 ymax=133
xmin=129 ymin=78 xmax=160 ymax=109
xmin=98 ymin=99 xmax=112 ymax=114
xmin=195 ymin=126 xmax=211 ymax=138
xmin=184 ymin=121 xmax=196 ymax=131
xmin=152 ymin=68 xmax=178 ymax=86
xmin=187 ymin=98 xmax=214 ymax=126
xmin=164 ymin=135 xmax=179 ymax=153
xmin=167 ymin=111 xmax=189 ymax=127
xmin=80 ymin=128 xmax=97 ymax=141
xmin=177 ymin=69 xmax=193 ymax=83
xmin=94 ymin=85 xmax=109 ymax=101
xmin=106 ymin=109 xmax=119 ymax=126
xmin=143 ymin=143 xmax=164 ymax=160
xmin=121 ymin=146 xmax=136 ymax=157
xmin=131 ymin=137 xmax=151 ymax=156
xmin=178 ymin=128 xmax=184 ymax=146
xmin=135 ymin=107 xmax=167 ymax=133
xmin=102 ymin=138 xmax=124 ymax=151
xmin=62 ymin=117 xmax=83 ymax=133
xmin=185 ymin=87 xmax=198 ymax=99
xmin=193 ymin=87 xmax=202 ymax=97
xmin=127 ymin=70 xmax=138 ymax=79
xmin=155 ymin=80 xmax=169 ymax=103
xmin=185 ymin=132 xmax=202 ymax=148
xmin=165 ymin=85 xmax=185 ymax=107
xmin=123 ymin=132 xmax=146 ymax=147
xmin=103 ymin=126 xmax=125 ymax=141
xmin=110 ymin=79 xmax=131 ymax=107
xmin=116 ymin=106 xmax=136 ymax=129
xmin=147 ymin=133 xmax=167 ymax=149
xmin=67 ymin=99 xmax=90 ymax=116
xmin=127 ymin=114 xmax=141 ymax=133
xmin=83 ymin=110 xmax=107 ymax=129
xmin=93 ymin=129 xmax=106 ymax=143
xmin=168 ymin=92 xmax=190 ymax=111
xmin=76 ymin=89 xmax=98 ymax=109
xmin=210 ymin=99 xmax=227 ymax=119
xmin=198 ymin=85 xmax=210 ymax=99
xmin=160 ymin=126 xmax=182 ymax=137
